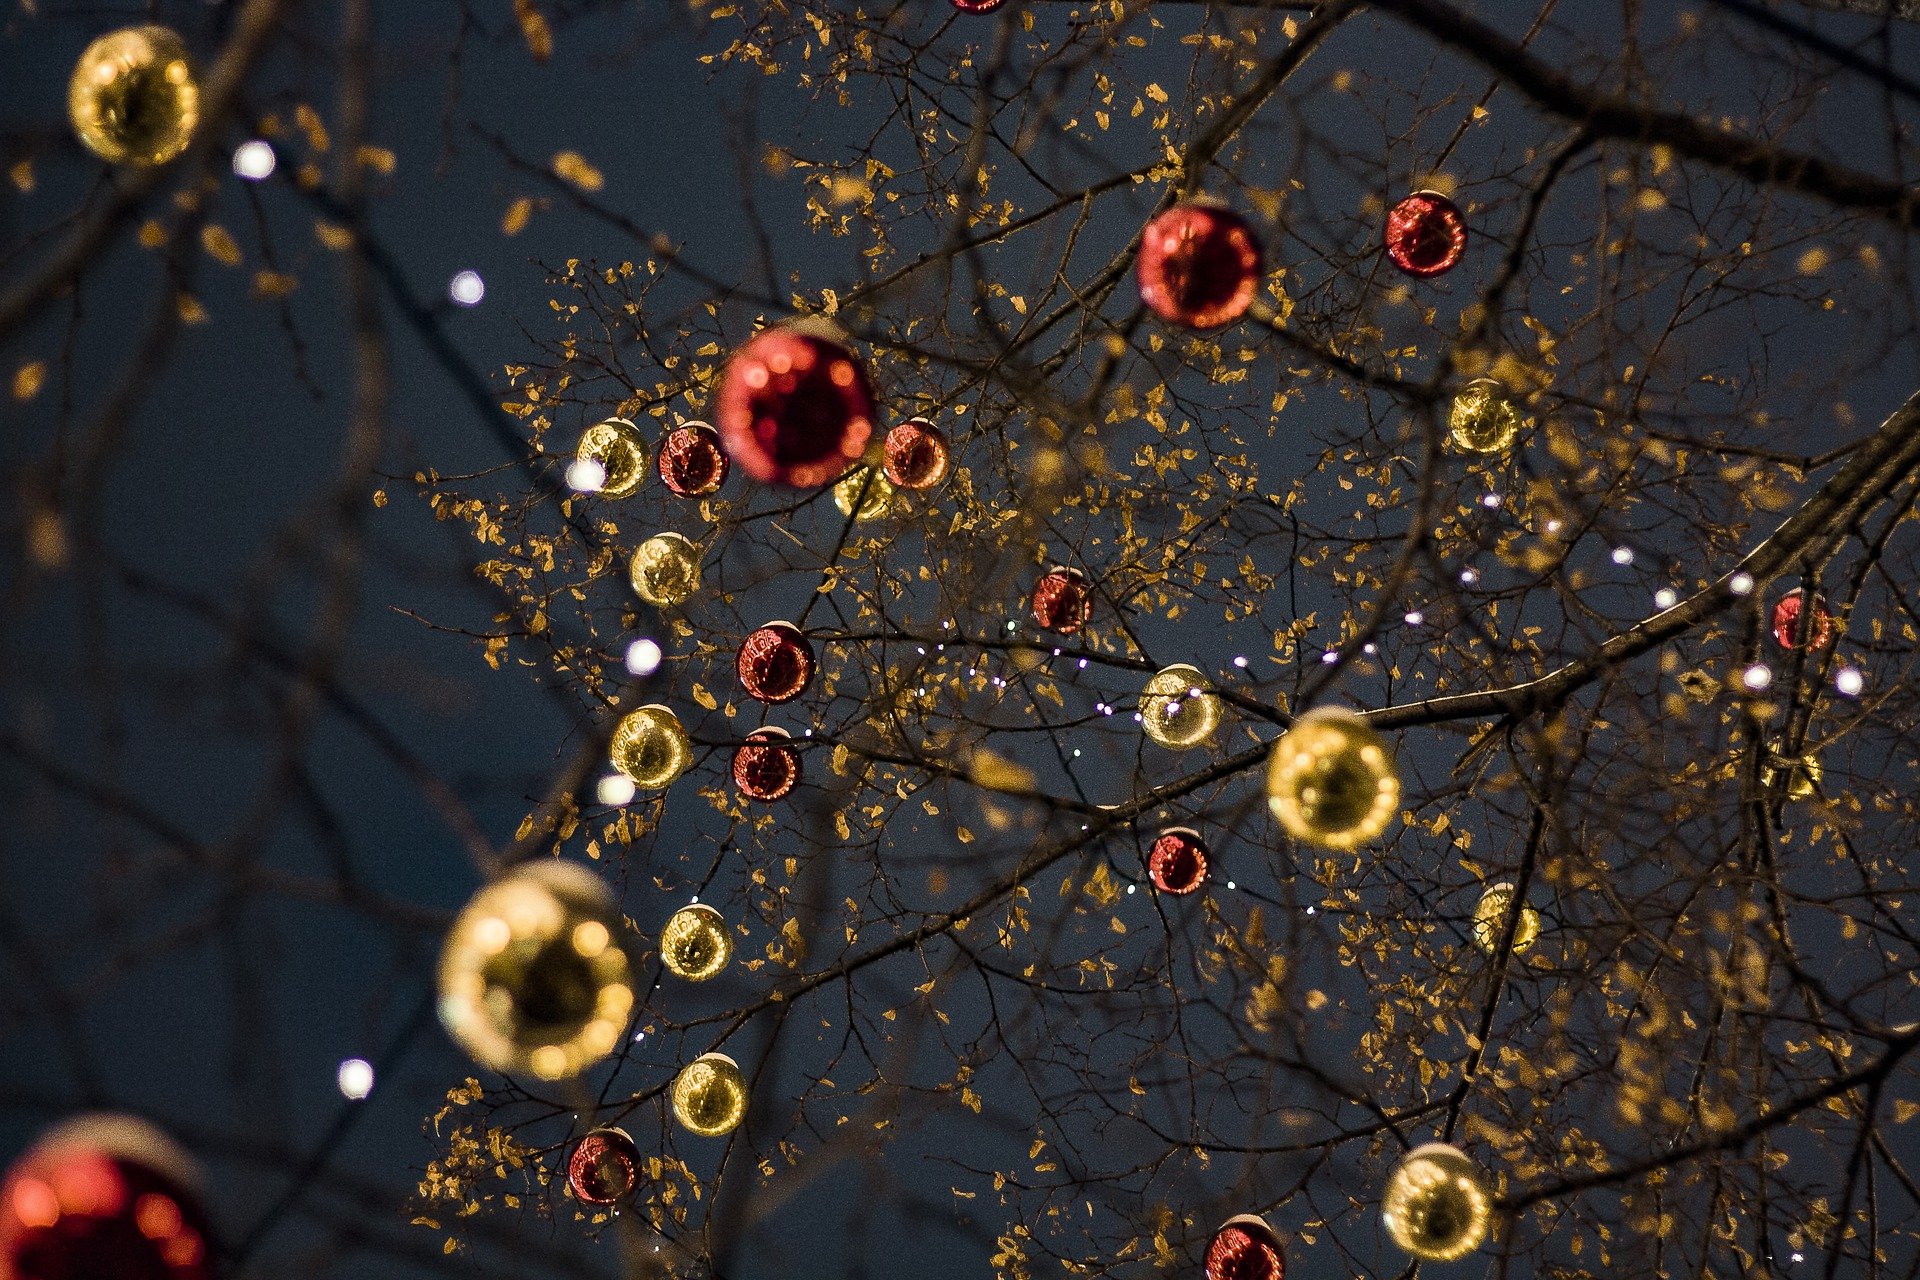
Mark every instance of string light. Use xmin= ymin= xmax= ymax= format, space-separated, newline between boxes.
xmin=449 ymin=270 xmax=485 ymax=306
xmin=232 ymin=139 xmax=275 ymax=180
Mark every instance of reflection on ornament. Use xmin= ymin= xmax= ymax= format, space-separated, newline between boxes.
xmin=833 ymin=466 xmax=895 ymax=521
xmin=1030 ymin=566 xmax=1094 ymax=634
xmin=1148 ymin=827 xmax=1209 ymax=896
xmin=1381 ymin=1142 xmax=1492 ymax=1262
xmin=629 ymin=533 xmax=702 ymax=607
xmin=883 ymin=418 xmax=951 ymax=490
xmin=0 ymin=1114 xmax=213 ymax=1280
xmin=1771 ymin=588 xmax=1836 ymax=650
xmin=610 ymin=704 xmax=692 ymax=790
xmin=1204 ymin=1214 xmax=1284 ymax=1280
xmin=660 ymin=903 xmax=732 ymax=982
xmin=1384 ymin=191 xmax=1467 ymax=278
xmin=566 ymin=1127 xmax=639 ymax=1206
xmin=574 ymin=418 xmax=649 ymax=499
xmin=437 ymin=860 xmax=634 ymax=1080
xmin=1762 ymin=747 xmax=1822 ymax=801
xmin=1471 ymin=882 xmax=1541 ymax=954
xmin=714 ymin=326 xmax=874 ymax=487
xmin=1140 ymin=663 xmax=1222 ymax=749
xmin=1266 ymin=707 xmax=1400 ymax=850
xmin=671 ymin=1053 xmax=748 ymax=1137
xmin=1137 ymin=203 xmax=1263 ymax=330
xmin=1448 ymin=379 xmax=1524 ymax=454
xmin=732 ymin=727 xmax=800 ymax=801
xmin=69 ymin=26 xmax=199 ymax=167
xmin=737 ymin=622 xmax=814 ymax=704
xmin=657 ymin=420 xmax=730 ymax=497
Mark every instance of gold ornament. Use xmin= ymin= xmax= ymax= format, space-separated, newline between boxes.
xmin=609 ymin=704 xmax=692 ymax=790
xmin=629 ymin=533 xmax=702 ymax=607
xmin=1762 ymin=747 xmax=1821 ymax=801
xmin=833 ymin=465 xmax=895 ymax=520
xmin=1140 ymin=663 xmax=1221 ymax=750
xmin=437 ymin=860 xmax=634 ymax=1080
xmin=1471 ymin=882 xmax=1541 ymax=954
xmin=1266 ymin=707 xmax=1399 ymax=849
xmin=1448 ymin=379 xmax=1524 ymax=455
xmin=575 ymin=418 xmax=649 ymax=498
xmin=671 ymin=1052 xmax=748 ymax=1137
xmin=69 ymin=26 xmax=199 ymax=166
xmin=1381 ymin=1142 xmax=1493 ymax=1262
xmin=660 ymin=903 xmax=731 ymax=982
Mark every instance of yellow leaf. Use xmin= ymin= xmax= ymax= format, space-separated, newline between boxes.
xmin=357 ymin=144 xmax=397 ymax=175
xmin=514 ymin=0 xmax=554 ymax=60
xmin=12 ymin=361 xmax=45 ymax=402
xmin=252 ymin=270 xmax=298 ymax=299
xmin=176 ymin=294 xmax=208 ymax=325
xmin=200 ymin=224 xmax=242 ymax=266
xmin=314 ymin=220 xmax=355 ymax=251
xmin=138 ymin=221 xmax=167 ymax=249
xmin=501 ymin=197 xmax=533 ymax=236
xmin=9 ymin=159 xmax=33 ymax=193
xmin=552 ymin=151 xmax=605 ymax=193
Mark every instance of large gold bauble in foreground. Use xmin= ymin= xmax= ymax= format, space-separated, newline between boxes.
xmin=70 ymin=26 xmax=200 ymax=166
xmin=1140 ymin=663 xmax=1221 ymax=750
xmin=1448 ymin=379 xmax=1524 ymax=455
xmin=1381 ymin=1142 xmax=1493 ymax=1262
xmin=437 ymin=860 xmax=634 ymax=1080
xmin=609 ymin=704 xmax=692 ymax=790
xmin=1471 ymin=882 xmax=1541 ymax=954
xmin=1266 ymin=707 xmax=1399 ymax=849
xmin=660 ymin=903 xmax=731 ymax=982
xmin=575 ymin=418 xmax=649 ymax=498
xmin=629 ymin=532 xmax=702 ymax=607
xmin=671 ymin=1052 xmax=748 ymax=1137
xmin=833 ymin=465 xmax=895 ymax=521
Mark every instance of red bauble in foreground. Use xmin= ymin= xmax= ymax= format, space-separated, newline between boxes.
xmin=1136 ymin=203 xmax=1263 ymax=330
xmin=1771 ymin=587 xmax=1836 ymax=651
xmin=713 ymin=326 xmax=875 ymax=488
xmin=883 ymin=418 xmax=952 ymax=490
xmin=566 ymin=1128 xmax=640 ymax=1206
xmin=1205 ymin=1214 xmax=1285 ymax=1280
xmin=0 ymin=1115 xmax=215 ymax=1280
xmin=1148 ymin=827 xmax=1209 ymax=895
xmin=1030 ymin=567 xmax=1094 ymax=634
xmin=732 ymin=727 xmax=801 ymax=801
xmin=658 ymin=420 xmax=730 ymax=497
xmin=737 ymin=622 xmax=815 ymax=704
xmin=1384 ymin=191 xmax=1467 ymax=278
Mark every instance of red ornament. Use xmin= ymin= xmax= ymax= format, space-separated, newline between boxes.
xmin=713 ymin=326 xmax=875 ymax=488
xmin=951 ymin=0 xmax=1007 ymax=10
xmin=883 ymin=418 xmax=952 ymax=490
xmin=1030 ymin=567 xmax=1094 ymax=635
xmin=1205 ymin=1214 xmax=1284 ymax=1280
xmin=737 ymin=621 xmax=815 ymax=704
xmin=657 ymin=420 xmax=730 ymax=497
xmin=0 ymin=1115 xmax=214 ymax=1280
xmin=566 ymin=1128 xmax=639 ymax=1206
xmin=1148 ymin=828 xmax=1209 ymax=895
xmin=1136 ymin=203 xmax=1263 ymax=330
xmin=732 ymin=727 xmax=801 ymax=801
xmin=1383 ymin=191 xmax=1467 ymax=278
xmin=1771 ymin=588 xmax=1836 ymax=651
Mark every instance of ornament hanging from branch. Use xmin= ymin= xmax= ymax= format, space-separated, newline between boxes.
xmin=1448 ymin=379 xmax=1525 ymax=455
xmin=1771 ymin=587 xmax=1836 ymax=651
xmin=833 ymin=466 xmax=896 ymax=521
xmin=1148 ymin=827 xmax=1210 ymax=896
xmin=659 ymin=903 xmax=732 ymax=982
xmin=1204 ymin=1214 xmax=1285 ymax=1280
xmin=1384 ymin=191 xmax=1467 ymax=278
xmin=69 ymin=26 xmax=198 ymax=167
xmin=1381 ymin=1143 xmax=1492 ymax=1262
xmin=1471 ymin=882 xmax=1541 ymax=954
xmin=1140 ymin=663 xmax=1222 ymax=749
xmin=732 ymin=727 xmax=801 ymax=801
xmin=629 ymin=533 xmax=702 ymax=607
xmin=566 ymin=1127 xmax=640 ymax=1206
xmin=883 ymin=418 xmax=952 ymax=490
xmin=1030 ymin=567 xmax=1094 ymax=635
xmin=737 ymin=622 xmax=815 ymax=704
xmin=671 ymin=1053 xmax=748 ymax=1137
xmin=1136 ymin=202 xmax=1264 ymax=331
xmin=572 ymin=418 xmax=649 ymax=498
xmin=714 ymin=325 xmax=875 ymax=488
xmin=657 ymin=420 xmax=729 ymax=497
xmin=1266 ymin=707 xmax=1400 ymax=850
xmin=610 ymin=705 xmax=693 ymax=790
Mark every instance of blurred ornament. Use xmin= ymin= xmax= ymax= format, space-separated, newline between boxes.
xmin=833 ymin=465 xmax=895 ymax=521
xmin=951 ymin=0 xmax=1007 ymax=10
xmin=1762 ymin=747 xmax=1822 ymax=801
xmin=737 ymin=622 xmax=814 ymax=704
xmin=1448 ymin=379 xmax=1524 ymax=454
xmin=1030 ymin=566 xmax=1093 ymax=634
xmin=0 ymin=1114 xmax=213 ymax=1280
xmin=671 ymin=1053 xmax=748 ymax=1137
xmin=660 ymin=903 xmax=732 ymax=982
xmin=1147 ymin=827 xmax=1209 ymax=896
xmin=437 ymin=860 xmax=634 ymax=1080
xmin=574 ymin=418 xmax=649 ymax=499
xmin=714 ymin=325 xmax=875 ymax=487
xmin=629 ymin=533 xmax=702 ymax=607
xmin=1140 ymin=663 xmax=1222 ymax=749
xmin=1204 ymin=1214 xmax=1284 ymax=1280
xmin=883 ymin=418 xmax=952 ymax=490
xmin=1771 ymin=588 xmax=1836 ymax=651
xmin=657 ymin=420 xmax=730 ymax=497
xmin=1384 ymin=191 xmax=1467 ymax=278
xmin=1471 ymin=882 xmax=1540 ymax=954
xmin=1137 ymin=202 xmax=1264 ymax=330
xmin=732 ymin=727 xmax=800 ymax=801
xmin=1266 ymin=707 xmax=1399 ymax=850
xmin=566 ymin=1127 xmax=639 ymax=1206
xmin=69 ymin=26 xmax=198 ymax=167
xmin=610 ymin=704 xmax=692 ymax=790
xmin=1381 ymin=1143 xmax=1492 ymax=1262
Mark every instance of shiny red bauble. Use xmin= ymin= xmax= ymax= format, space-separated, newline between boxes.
xmin=1030 ymin=567 xmax=1094 ymax=635
xmin=1136 ymin=203 xmax=1263 ymax=330
xmin=883 ymin=418 xmax=952 ymax=490
xmin=1384 ymin=191 xmax=1467 ymax=278
xmin=1148 ymin=827 xmax=1209 ymax=895
xmin=0 ymin=1115 xmax=215 ymax=1280
xmin=732 ymin=727 xmax=801 ymax=801
xmin=657 ymin=420 xmax=730 ymax=497
xmin=737 ymin=621 xmax=815 ymax=704
xmin=1772 ymin=587 xmax=1836 ymax=651
xmin=713 ymin=326 xmax=875 ymax=488
xmin=1205 ymin=1214 xmax=1284 ymax=1280
xmin=566 ymin=1127 xmax=639 ymax=1206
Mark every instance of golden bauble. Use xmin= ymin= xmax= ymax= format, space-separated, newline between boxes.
xmin=1266 ymin=707 xmax=1399 ymax=849
xmin=1140 ymin=663 xmax=1221 ymax=750
xmin=629 ymin=532 xmax=702 ymax=607
xmin=69 ymin=26 xmax=199 ymax=166
xmin=437 ymin=860 xmax=634 ymax=1080
xmin=1471 ymin=882 xmax=1541 ymax=954
xmin=660 ymin=903 xmax=731 ymax=982
xmin=833 ymin=465 xmax=895 ymax=520
xmin=575 ymin=418 xmax=649 ymax=498
xmin=1448 ymin=379 xmax=1524 ymax=455
xmin=609 ymin=704 xmax=692 ymax=790
xmin=1763 ymin=747 xmax=1821 ymax=801
xmin=671 ymin=1052 xmax=748 ymax=1137
xmin=1381 ymin=1142 xmax=1493 ymax=1262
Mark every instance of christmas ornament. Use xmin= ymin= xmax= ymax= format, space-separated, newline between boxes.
xmin=437 ymin=860 xmax=634 ymax=1080
xmin=671 ymin=1053 xmax=748 ymax=1137
xmin=657 ymin=420 xmax=730 ymax=497
xmin=69 ymin=26 xmax=198 ymax=167
xmin=609 ymin=705 xmax=693 ymax=790
xmin=1147 ymin=827 xmax=1209 ymax=896
xmin=951 ymin=0 xmax=1007 ymax=10
xmin=1771 ymin=588 xmax=1836 ymax=650
xmin=1384 ymin=191 xmax=1467 ymax=278
xmin=883 ymin=418 xmax=952 ymax=490
xmin=660 ymin=903 xmax=732 ymax=982
xmin=566 ymin=1127 xmax=639 ymax=1206
xmin=1030 ymin=566 xmax=1093 ymax=635
xmin=1140 ymin=663 xmax=1221 ymax=749
xmin=1265 ymin=707 xmax=1399 ymax=850
xmin=833 ymin=465 xmax=895 ymax=521
xmin=1471 ymin=882 xmax=1541 ymax=954
xmin=737 ymin=622 xmax=814 ymax=704
xmin=1136 ymin=202 xmax=1264 ymax=331
xmin=1204 ymin=1214 xmax=1284 ymax=1280
xmin=732 ymin=727 xmax=800 ymax=801
xmin=1762 ymin=747 xmax=1822 ymax=801
xmin=573 ymin=418 xmax=649 ymax=499
xmin=1380 ymin=1143 xmax=1492 ymax=1262
xmin=713 ymin=325 xmax=875 ymax=488
xmin=1448 ymin=379 xmax=1524 ymax=454
xmin=0 ymin=1114 xmax=213 ymax=1280
xmin=629 ymin=532 xmax=702 ymax=607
